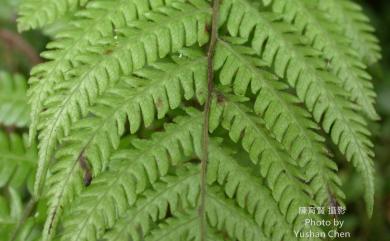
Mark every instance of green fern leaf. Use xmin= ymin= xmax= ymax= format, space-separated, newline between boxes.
xmin=51 ymin=110 xmax=202 ymax=241
xmin=210 ymin=95 xmax=314 ymax=208
xmin=0 ymin=72 xmax=29 ymax=128
xmin=0 ymin=186 xmax=44 ymax=241
xmin=32 ymin=0 xmax=210 ymax=198
xmin=0 ymin=131 xmax=37 ymax=189
xmin=26 ymin=0 xmax=185 ymax=144
xmin=269 ymin=0 xmax=378 ymax=119
xmin=40 ymin=54 xmax=206 ymax=241
xmin=219 ymin=0 xmax=375 ymax=215
xmin=213 ymin=39 xmax=344 ymax=205
xmin=143 ymin=213 xmax=200 ymax=241
xmin=17 ymin=0 xmax=90 ymax=31
xmin=102 ymin=165 xmax=200 ymax=241
xmin=144 ymin=188 xmax=268 ymax=241
xmin=0 ymin=187 xmax=24 ymax=240
xmin=143 ymin=211 xmax=251 ymax=241
xmin=315 ymin=0 xmax=381 ymax=65
xmin=208 ymin=140 xmax=299 ymax=240
xmin=206 ymin=188 xmax=267 ymax=241
xmin=16 ymin=0 xmax=381 ymax=240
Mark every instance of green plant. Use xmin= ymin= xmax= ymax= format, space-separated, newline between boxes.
xmin=9 ymin=0 xmax=381 ymax=240
xmin=0 ymin=70 xmax=41 ymax=241
xmin=0 ymin=72 xmax=29 ymax=128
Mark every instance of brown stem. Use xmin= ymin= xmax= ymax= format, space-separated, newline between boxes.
xmin=199 ymin=1 xmax=220 ymax=240
xmin=0 ymin=29 xmax=41 ymax=65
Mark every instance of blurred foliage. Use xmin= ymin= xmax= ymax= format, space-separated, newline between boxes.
xmin=0 ymin=0 xmax=389 ymax=240
xmin=341 ymin=0 xmax=390 ymax=240
xmin=0 ymin=0 xmax=44 ymax=240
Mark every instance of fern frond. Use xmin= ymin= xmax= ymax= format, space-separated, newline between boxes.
xmin=267 ymin=0 xmax=378 ymax=119
xmin=206 ymin=188 xmax=267 ymax=241
xmin=205 ymin=232 xmax=231 ymax=241
xmin=103 ymin=171 xmax=268 ymax=241
xmin=40 ymin=54 xmax=206 ymax=241
xmin=214 ymin=40 xmax=344 ymax=205
xmin=142 ymin=213 xmax=236 ymax=241
xmin=15 ymin=0 xmax=380 ymax=239
xmin=118 ymin=188 xmax=264 ymax=241
xmin=107 ymin=139 xmax=293 ymax=241
xmin=0 ymin=187 xmax=23 ymax=239
xmin=53 ymin=110 xmax=202 ymax=241
xmin=0 ymin=72 xmax=29 ymax=127
xmin=209 ymin=139 xmax=306 ymax=241
xmin=145 ymin=189 xmax=268 ymax=241
xmin=209 ymin=96 xmax=317 ymax=223
xmin=0 ymin=187 xmax=43 ymax=241
xmin=220 ymin=0 xmax=375 ymax=214
xmin=17 ymin=0 xmax=90 ymax=31
xmin=27 ymin=0 xmax=187 ymax=144
xmin=0 ymin=131 xmax=37 ymax=189
xmin=33 ymin=1 xmax=210 ymax=198
xmin=315 ymin=0 xmax=381 ymax=65
xmin=136 ymin=186 xmax=277 ymax=241
xmin=101 ymin=166 xmax=200 ymax=241
xmin=143 ymin=213 xmax=200 ymax=241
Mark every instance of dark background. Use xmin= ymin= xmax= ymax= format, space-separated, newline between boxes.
xmin=351 ymin=0 xmax=390 ymax=240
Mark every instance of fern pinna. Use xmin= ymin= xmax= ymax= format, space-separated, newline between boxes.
xmin=17 ymin=0 xmax=380 ymax=240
